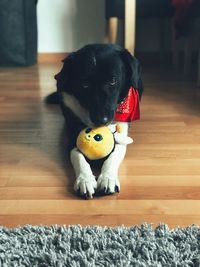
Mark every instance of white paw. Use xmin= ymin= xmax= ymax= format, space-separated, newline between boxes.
xmin=74 ymin=175 xmax=97 ymax=198
xmin=97 ymin=173 xmax=120 ymax=194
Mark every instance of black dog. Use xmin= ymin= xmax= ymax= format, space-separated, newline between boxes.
xmin=48 ymin=44 xmax=143 ymax=198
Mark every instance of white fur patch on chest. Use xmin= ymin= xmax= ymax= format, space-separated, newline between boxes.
xmin=62 ymin=92 xmax=93 ymax=126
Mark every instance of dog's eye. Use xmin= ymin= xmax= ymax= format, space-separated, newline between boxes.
xmin=109 ymin=78 xmax=117 ymax=86
xmin=85 ymin=128 xmax=92 ymax=133
xmin=82 ymin=83 xmax=89 ymax=88
xmin=94 ymin=134 xmax=103 ymax=142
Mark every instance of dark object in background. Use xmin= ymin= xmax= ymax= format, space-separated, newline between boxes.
xmin=105 ymin=0 xmax=199 ymax=36
xmin=0 ymin=0 xmax=38 ymax=66
xmin=105 ymin=0 xmax=174 ymax=19
xmin=172 ymin=0 xmax=198 ymax=38
xmin=105 ymin=0 xmax=125 ymax=19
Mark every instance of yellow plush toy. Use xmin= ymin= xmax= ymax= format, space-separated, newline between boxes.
xmin=76 ymin=125 xmax=133 ymax=160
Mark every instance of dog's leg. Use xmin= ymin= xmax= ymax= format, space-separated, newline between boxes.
xmin=70 ymin=147 xmax=97 ymax=198
xmin=97 ymin=122 xmax=129 ymax=194
xmin=97 ymin=144 xmax=127 ymax=194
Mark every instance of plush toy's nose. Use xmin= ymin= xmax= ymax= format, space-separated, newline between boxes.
xmin=85 ymin=135 xmax=91 ymax=141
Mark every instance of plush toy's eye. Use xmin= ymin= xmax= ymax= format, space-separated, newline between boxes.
xmin=94 ymin=134 xmax=103 ymax=142
xmin=85 ymin=128 xmax=92 ymax=133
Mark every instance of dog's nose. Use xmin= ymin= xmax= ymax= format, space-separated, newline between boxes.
xmin=102 ymin=116 xmax=109 ymax=124
xmin=94 ymin=116 xmax=109 ymax=126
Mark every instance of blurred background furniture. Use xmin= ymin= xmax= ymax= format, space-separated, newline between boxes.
xmin=198 ymin=50 xmax=200 ymax=87
xmin=105 ymin=0 xmax=174 ymax=55
xmin=105 ymin=0 xmax=200 ymax=86
xmin=0 ymin=0 xmax=38 ymax=66
xmin=171 ymin=0 xmax=200 ymax=78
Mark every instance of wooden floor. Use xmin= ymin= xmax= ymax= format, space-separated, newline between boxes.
xmin=0 ymin=62 xmax=200 ymax=228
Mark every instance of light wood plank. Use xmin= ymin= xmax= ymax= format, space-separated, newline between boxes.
xmin=1 ymin=215 xmax=200 ymax=228
xmin=1 ymin=186 xmax=200 ymax=200
xmin=38 ymin=53 xmax=67 ymax=63
xmin=0 ymin=62 xmax=200 ymax=228
xmin=1 ymin=200 xmax=200 ymax=215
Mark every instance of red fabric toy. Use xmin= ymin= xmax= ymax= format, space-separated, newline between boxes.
xmin=114 ymin=87 xmax=140 ymax=122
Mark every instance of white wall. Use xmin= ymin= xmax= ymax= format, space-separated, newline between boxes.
xmin=37 ymin=0 xmax=172 ymax=53
xmin=37 ymin=0 xmax=164 ymax=53
xmin=37 ymin=0 xmax=199 ymax=53
xmin=37 ymin=0 xmax=105 ymax=52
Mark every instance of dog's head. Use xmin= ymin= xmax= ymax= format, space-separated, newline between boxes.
xmin=56 ymin=44 xmax=143 ymax=126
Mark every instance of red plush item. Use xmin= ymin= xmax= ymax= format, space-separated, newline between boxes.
xmin=114 ymin=87 xmax=140 ymax=122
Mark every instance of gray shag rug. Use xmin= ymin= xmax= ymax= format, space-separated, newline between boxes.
xmin=0 ymin=224 xmax=200 ymax=267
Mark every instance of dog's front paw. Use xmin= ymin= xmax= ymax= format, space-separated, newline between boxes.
xmin=74 ymin=175 xmax=97 ymax=199
xmin=97 ymin=173 xmax=120 ymax=195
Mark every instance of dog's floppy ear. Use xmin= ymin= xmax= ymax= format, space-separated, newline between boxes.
xmin=121 ymin=49 xmax=143 ymax=99
xmin=55 ymin=53 xmax=74 ymax=92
